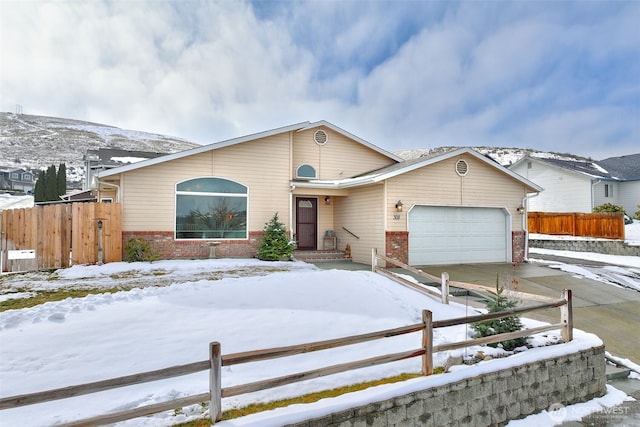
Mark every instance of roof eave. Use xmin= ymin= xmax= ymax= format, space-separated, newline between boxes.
xmin=298 ymin=121 xmax=403 ymax=162
xmin=98 ymin=121 xmax=311 ymax=178
xmin=370 ymin=147 xmax=542 ymax=192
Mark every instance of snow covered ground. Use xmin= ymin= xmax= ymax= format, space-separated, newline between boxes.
xmin=0 ymin=193 xmax=34 ymax=210
xmin=0 ymin=255 xmax=636 ymax=427
xmin=0 ymin=203 xmax=637 ymax=426
xmin=529 ymin=220 xmax=640 ymax=292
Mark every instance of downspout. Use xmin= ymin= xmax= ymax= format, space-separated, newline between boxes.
xmin=522 ymin=192 xmax=539 ymax=262
xmin=289 ymin=131 xmax=294 ymax=244
xmin=95 ymin=178 xmax=121 ymax=203
xmin=289 ymin=185 xmax=296 ymax=244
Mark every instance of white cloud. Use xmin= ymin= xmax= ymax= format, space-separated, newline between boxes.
xmin=1 ymin=0 xmax=638 ymax=159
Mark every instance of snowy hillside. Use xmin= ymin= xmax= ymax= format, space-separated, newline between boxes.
xmin=394 ymin=147 xmax=593 ymax=167
xmin=2 ymin=112 xmax=597 ymax=188
xmin=0 ymin=112 xmax=199 ymax=173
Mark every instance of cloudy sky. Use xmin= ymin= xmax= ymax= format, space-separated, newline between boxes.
xmin=1 ymin=0 xmax=639 ymax=159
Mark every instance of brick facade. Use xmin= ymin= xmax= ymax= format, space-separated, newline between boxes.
xmin=387 ymin=231 xmax=527 ymax=265
xmin=122 ymin=231 xmax=265 ymax=259
xmin=385 ymin=231 xmax=409 ymax=264
xmin=512 ymin=230 xmax=526 ymax=263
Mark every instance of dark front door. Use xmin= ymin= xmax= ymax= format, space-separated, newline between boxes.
xmin=296 ymin=197 xmax=317 ymax=250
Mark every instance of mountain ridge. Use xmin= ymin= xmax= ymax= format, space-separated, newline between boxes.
xmin=0 ymin=112 xmax=199 ymax=170
xmin=1 ymin=112 xmax=594 ymax=185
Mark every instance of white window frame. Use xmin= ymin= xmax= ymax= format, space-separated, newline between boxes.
xmin=175 ymin=177 xmax=249 ymax=240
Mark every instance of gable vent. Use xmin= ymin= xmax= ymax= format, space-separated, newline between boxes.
xmin=455 ymin=159 xmax=469 ymax=176
xmin=314 ymin=129 xmax=328 ymax=145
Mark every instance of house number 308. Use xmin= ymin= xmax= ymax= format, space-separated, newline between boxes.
xmin=393 ymin=214 xmax=401 ymax=220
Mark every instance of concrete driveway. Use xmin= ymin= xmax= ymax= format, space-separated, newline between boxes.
xmin=313 ymin=260 xmax=640 ymax=362
xmin=416 ymin=261 xmax=640 ymax=363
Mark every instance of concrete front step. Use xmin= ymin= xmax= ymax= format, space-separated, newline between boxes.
xmin=293 ymin=250 xmax=351 ymax=262
xmin=606 ymin=364 xmax=631 ymax=380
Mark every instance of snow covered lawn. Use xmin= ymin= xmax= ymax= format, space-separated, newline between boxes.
xmin=0 ymin=258 xmax=624 ymax=427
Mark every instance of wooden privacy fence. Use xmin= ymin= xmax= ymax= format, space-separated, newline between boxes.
xmin=528 ymin=211 xmax=625 ymax=239
xmin=0 ymin=263 xmax=573 ymax=426
xmin=0 ymin=202 xmax=122 ymax=271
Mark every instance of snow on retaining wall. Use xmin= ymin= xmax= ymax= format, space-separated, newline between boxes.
xmin=529 ymin=239 xmax=640 ymax=257
xmin=285 ymin=346 xmax=606 ymax=427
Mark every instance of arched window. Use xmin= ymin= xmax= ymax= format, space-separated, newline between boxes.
xmin=175 ymin=177 xmax=248 ymax=239
xmin=296 ymin=164 xmax=317 ymax=179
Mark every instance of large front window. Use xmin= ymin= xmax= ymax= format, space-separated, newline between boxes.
xmin=176 ymin=177 xmax=248 ymax=239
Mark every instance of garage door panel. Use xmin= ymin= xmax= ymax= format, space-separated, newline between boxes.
xmin=408 ymin=206 xmax=508 ymax=265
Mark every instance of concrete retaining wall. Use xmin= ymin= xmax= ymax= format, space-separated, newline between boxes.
xmin=286 ymin=346 xmax=606 ymax=427
xmin=529 ymin=238 xmax=640 ymax=256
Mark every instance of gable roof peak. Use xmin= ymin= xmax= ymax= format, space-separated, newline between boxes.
xmin=298 ymin=120 xmax=402 ymax=162
xmin=97 ymin=120 xmax=401 ymax=178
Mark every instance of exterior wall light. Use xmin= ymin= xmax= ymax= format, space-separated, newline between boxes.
xmin=516 ymin=205 xmax=525 ymax=214
xmin=324 ymin=196 xmax=331 ymax=205
xmin=395 ymin=200 xmax=403 ymax=212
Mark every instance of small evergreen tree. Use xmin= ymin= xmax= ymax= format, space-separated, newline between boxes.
xmin=472 ymin=274 xmax=527 ymax=351
xmin=45 ymin=165 xmax=58 ymax=201
xmin=34 ymin=170 xmax=46 ymax=202
xmin=57 ymin=162 xmax=67 ymax=197
xmin=256 ymin=213 xmax=294 ymax=261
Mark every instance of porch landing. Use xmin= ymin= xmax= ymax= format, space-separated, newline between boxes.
xmin=292 ymin=250 xmax=351 ymax=262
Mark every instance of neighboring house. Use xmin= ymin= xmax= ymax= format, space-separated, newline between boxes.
xmin=0 ymin=168 xmax=36 ymax=193
xmin=597 ymin=154 xmax=640 ymax=216
xmin=60 ymin=189 xmax=97 ymax=203
xmin=95 ymin=121 xmax=541 ymax=266
xmin=84 ymin=148 xmax=168 ymax=194
xmin=510 ymin=154 xmax=640 ymax=216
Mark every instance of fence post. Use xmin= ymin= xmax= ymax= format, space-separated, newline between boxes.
xmin=210 ymin=341 xmax=222 ymax=423
xmin=441 ymin=272 xmax=449 ymax=304
xmin=561 ymin=289 xmax=573 ymax=342
xmin=371 ymin=248 xmax=377 ymax=272
xmin=422 ymin=310 xmax=433 ymax=375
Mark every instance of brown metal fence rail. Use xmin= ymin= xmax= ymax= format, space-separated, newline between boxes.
xmin=528 ymin=212 xmax=625 ymax=239
xmin=0 ymin=202 xmax=122 ymax=271
xmin=0 ymin=272 xmax=573 ymax=425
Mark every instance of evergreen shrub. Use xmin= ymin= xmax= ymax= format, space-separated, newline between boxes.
xmin=256 ymin=213 xmax=294 ymax=261
xmin=472 ymin=274 xmax=527 ymax=351
xmin=124 ymin=238 xmax=159 ymax=262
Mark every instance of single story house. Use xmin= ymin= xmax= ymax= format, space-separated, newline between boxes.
xmin=509 ymin=154 xmax=640 ymax=216
xmin=95 ymin=121 xmax=542 ymax=266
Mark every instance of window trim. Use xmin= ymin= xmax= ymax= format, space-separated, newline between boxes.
xmin=296 ymin=164 xmax=317 ymax=179
xmin=175 ymin=176 xmax=249 ymax=240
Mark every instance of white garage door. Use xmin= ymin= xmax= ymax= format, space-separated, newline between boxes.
xmin=408 ymin=206 xmax=509 ymax=265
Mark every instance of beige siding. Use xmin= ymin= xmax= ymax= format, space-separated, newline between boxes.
xmin=334 ymin=183 xmax=385 ymax=264
xmin=292 ymin=127 xmax=394 ymax=180
xmin=115 ymin=133 xmax=292 ymax=233
xmin=386 ymin=154 xmax=527 ymax=233
xmin=317 ymin=197 xmax=335 ymax=246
